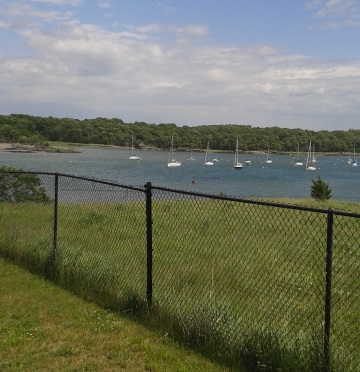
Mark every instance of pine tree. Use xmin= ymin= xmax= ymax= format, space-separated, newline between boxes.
xmin=310 ymin=175 xmax=332 ymax=201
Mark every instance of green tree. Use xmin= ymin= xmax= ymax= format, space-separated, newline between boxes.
xmin=0 ymin=166 xmax=50 ymax=203
xmin=310 ymin=175 xmax=332 ymax=201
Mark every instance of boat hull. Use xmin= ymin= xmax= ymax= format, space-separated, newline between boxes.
xmin=168 ymin=161 xmax=181 ymax=167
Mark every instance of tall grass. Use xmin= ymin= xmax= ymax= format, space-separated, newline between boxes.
xmin=0 ymin=198 xmax=358 ymax=371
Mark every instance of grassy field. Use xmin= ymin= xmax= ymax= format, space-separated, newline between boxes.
xmin=0 ymin=196 xmax=359 ymax=371
xmin=0 ymin=257 xmax=232 ymax=371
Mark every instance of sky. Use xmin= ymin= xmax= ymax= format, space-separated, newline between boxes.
xmin=0 ymin=0 xmax=360 ymax=131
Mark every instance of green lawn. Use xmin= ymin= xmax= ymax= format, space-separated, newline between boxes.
xmin=0 ymin=257 xmax=232 ymax=371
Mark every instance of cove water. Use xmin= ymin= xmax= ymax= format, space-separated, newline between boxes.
xmin=1 ymin=146 xmax=359 ymax=202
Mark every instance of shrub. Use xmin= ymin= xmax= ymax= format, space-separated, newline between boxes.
xmin=0 ymin=165 xmax=50 ymax=203
xmin=310 ymin=175 xmax=332 ymax=201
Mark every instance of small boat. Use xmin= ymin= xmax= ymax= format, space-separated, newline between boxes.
xmin=311 ymin=144 xmax=317 ymax=163
xmin=306 ymin=141 xmax=316 ymax=171
xmin=167 ymin=136 xmax=181 ymax=167
xmin=188 ymin=150 xmax=195 ymax=160
xmin=212 ymin=158 xmax=220 ymax=163
xmin=244 ymin=159 xmax=252 ymax=165
xmin=129 ymin=137 xmax=140 ymax=160
xmin=351 ymin=144 xmax=357 ymax=167
xmin=204 ymin=142 xmax=214 ymax=166
xmin=347 ymin=144 xmax=357 ymax=167
xmin=293 ymin=141 xmax=303 ymax=166
xmin=347 ymin=148 xmax=353 ymax=164
xmin=234 ymin=138 xmax=244 ymax=170
xmin=265 ymin=148 xmax=272 ymax=164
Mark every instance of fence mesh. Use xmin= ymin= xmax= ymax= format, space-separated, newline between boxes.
xmin=151 ymin=189 xmax=328 ymax=368
xmin=330 ymin=215 xmax=360 ymax=370
xmin=55 ymin=176 xmax=147 ymax=310
xmin=0 ymin=173 xmax=55 ymax=274
xmin=0 ymin=171 xmax=359 ymax=371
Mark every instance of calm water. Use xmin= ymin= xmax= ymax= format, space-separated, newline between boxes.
xmin=1 ymin=146 xmax=359 ymax=201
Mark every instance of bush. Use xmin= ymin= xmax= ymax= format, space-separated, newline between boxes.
xmin=0 ymin=166 xmax=50 ymax=202
xmin=310 ymin=175 xmax=332 ymax=201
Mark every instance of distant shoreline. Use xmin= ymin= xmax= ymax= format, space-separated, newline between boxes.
xmin=0 ymin=142 xmax=350 ymax=156
xmin=0 ymin=143 xmax=80 ymax=153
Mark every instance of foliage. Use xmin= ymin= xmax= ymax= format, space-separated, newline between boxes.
xmin=0 ymin=166 xmax=50 ymax=203
xmin=310 ymin=175 xmax=332 ymax=201
xmin=1 ymin=113 xmax=360 ymax=153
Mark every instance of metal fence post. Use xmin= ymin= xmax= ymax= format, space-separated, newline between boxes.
xmin=51 ymin=173 xmax=59 ymax=278
xmin=323 ymin=209 xmax=334 ymax=372
xmin=145 ymin=181 xmax=153 ymax=307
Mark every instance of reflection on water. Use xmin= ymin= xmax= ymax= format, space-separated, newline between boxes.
xmin=1 ymin=146 xmax=359 ymax=201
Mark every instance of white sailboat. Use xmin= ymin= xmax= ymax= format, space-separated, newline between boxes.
xmin=306 ymin=141 xmax=316 ymax=171
xmin=311 ymin=144 xmax=317 ymax=163
xmin=188 ymin=150 xmax=195 ymax=160
xmin=129 ymin=137 xmax=140 ymax=160
xmin=265 ymin=148 xmax=272 ymax=164
xmin=351 ymin=144 xmax=357 ymax=167
xmin=167 ymin=136 xmax=181 ymax=167
xmin=204 ymin=142 xmax=214 ymax=166
xmin=293 ymin=141 xmax=303 ymax=166
xmin=234 ymin=138 xmax=244 ymax=169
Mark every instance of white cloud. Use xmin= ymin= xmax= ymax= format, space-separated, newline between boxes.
xmin=97 ymin=0 xmax=110 ymax=9
xmin=0 ymin=0 xmax=359 ymax=130
xmin=306 ymin=0 xmax=360 ymax=27
xmin=0 ymin=1 xmax=75 ymax=30
xmin=29 ymin=0 xmax=83 ymax=5
xmin=132 ymin=23 xmax=209 ymax=43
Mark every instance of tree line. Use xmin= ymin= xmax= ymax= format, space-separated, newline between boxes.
xmin=0 ymin=114 xmax=359 ymax=153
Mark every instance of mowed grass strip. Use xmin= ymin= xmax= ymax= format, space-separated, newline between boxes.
xmin=0 ymin=258 xmax=233 ymax=371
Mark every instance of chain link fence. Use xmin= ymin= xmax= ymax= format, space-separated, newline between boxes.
xmin=0 ymin=171 xmax=359 ymax=371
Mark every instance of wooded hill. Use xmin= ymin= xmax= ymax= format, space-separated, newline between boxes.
xmin=1 ymin=114 xmax=359 ymax=153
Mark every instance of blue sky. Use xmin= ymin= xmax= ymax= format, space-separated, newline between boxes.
xmin=0 ymin=0 xmax=360 ymax=131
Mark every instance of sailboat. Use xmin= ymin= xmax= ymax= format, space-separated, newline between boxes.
xmin=306 ymin=141 xmax=316 ymax=171
xmin=188 ymin=150 xmax=195 ymax=160
xmin=311 ymin=144 xmax=317 ymax=163
xmin=351 ymin=144 xmax=357 ymax=167
xmin=293 ymin=141 xmax=303 ymax=166
xmin=265 ymin=148 xmax=272 ymax=164
xmin=204 ymin=142 xmax=214 ymax=166
xmin=167 ymin=136 xmax=181 ymax=167
xmin=234 ymin=138 xmax=244 ymax=169
xmin=129 ymin=137 xmax=140 ymax=160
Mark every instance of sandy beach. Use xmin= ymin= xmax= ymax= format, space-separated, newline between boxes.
xmin=0 ymin=143 xmax=13 ymax=150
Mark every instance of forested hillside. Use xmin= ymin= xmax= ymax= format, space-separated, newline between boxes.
xmin=0 ymin=114 xmax=359 ymax=153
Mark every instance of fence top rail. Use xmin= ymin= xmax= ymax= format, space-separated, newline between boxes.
xmin=0 ymin=170 xmax=145 ymax=193
xmin=1 ymin=171 xmax=360 ymax=218
xmin=150 ymin=184 xmax=360 ymax=218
